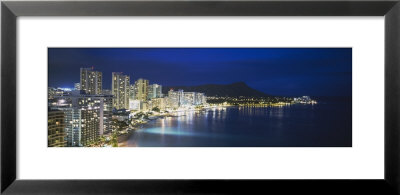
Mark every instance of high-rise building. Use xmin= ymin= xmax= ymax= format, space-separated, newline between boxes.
xmin=195 ymin=92 xmax=207 ymax=105
xmin=48 ymin=109 xmax=67 ymax=147
xmin=147 ymin=84 xmax=162 ymax=99
xmin=80 ymin=68 xmax=102 ymax=95
xmin=129 ymin=84 xmax=137 ymax=111
xmin=182 ymin=92 xmax=206 ymax=106
xmin=112 ymin=72 xmax=130 ymax=110
xmin=134 ymin=78 xmax=149 ymax=101
xmin=167 ymin=90 xmax=206 ymax=108
xmin=63 ymin=107 xmax=81 ymax=146
xmin=62 ymin=106 xmax=99 ymax=147
xmin=183 ymin=92 xmax=196 ymax=106
xmin=79 ymin=104 xmax=100 ymax=146
xmin=150 ymin=97 xmax=166 ymax=110
xmin=129 ymin=84 xmax=136 ymax=100
xmin=50 ymin=91 xmax=113 ymax=147
xmin=168 ymin=89 xmax=184 ymax=109
xmin=98 ymin=95 xmax=113 ymax=135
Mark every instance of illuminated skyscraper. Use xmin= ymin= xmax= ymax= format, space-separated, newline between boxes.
xmin=48 ymin=109 xmax=67 ymax=147
xmin=130 ymin=84 xmax=136 ymax=100
xmin=50 ymin=91 xmax=113 ymax=147
xmin=182 ymin=92 xmax=206 ymax=106
xmin=80 ymin=68 xmax=102 ymax=95
xmin=112 ymin=72 xmax=130 ymax=110
xmin=148 ymin=84 xmax=162 ymax=99
xmin=195 ymin=92 xmax=206 ymax=105
xmin=168 ymin=89 xmax=184 ymax=109
xmin=79 ymin=104 xmax=100 ymax=146
xmin=167 ymin=90 xmax=206 ymax=108
xmin=150 ymin=97 xmax=166 ymax=110
xmin=134 ymin=78 xmax=149 ymax=101
xmin=183 ymin=92 xmax=196 ymax=106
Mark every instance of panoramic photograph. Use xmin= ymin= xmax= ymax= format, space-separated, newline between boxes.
xmin=48 ymin=48 xmax=352 ymax=147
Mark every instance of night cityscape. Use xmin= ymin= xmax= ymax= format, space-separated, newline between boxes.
xmin=48 ymin=48 xmax=352 ymax=147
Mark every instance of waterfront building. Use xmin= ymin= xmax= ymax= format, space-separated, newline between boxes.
xmin=134 ymin=78 xmax=149 ymax=101
xmin=167 ymin=90 xmax=206 ymax=108
xmin=80 ymin=67 xmax=102 ymax=95
xmin=112 ymin=72 xmax=130 ymax=110
xmin=74 ymin=83 xmax=81 ymax=90
xmin=182 ymin=92 xmax=206 ymax=106
xmin=147 ymin=84 xmax=162 ymax=99
xmin=50 ymin=91 xmax=113 ymax=146
xmin=48 ymin=109 xmax=67 ymax=147
xmin=168 ymin=89 xmax=184 ymax=109
xmin=195 ymin=92 xmax=207 ymax=105
xmin=183 ymin=92 xmax=196 ymax=106
xmin=293 ymin=96 xmax=316 ymax=104
xmin=150 ymin=97 xmax=166 ymax=110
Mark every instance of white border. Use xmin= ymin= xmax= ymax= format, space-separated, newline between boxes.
xmin=17 ymin=17 xmax=384 ymax=179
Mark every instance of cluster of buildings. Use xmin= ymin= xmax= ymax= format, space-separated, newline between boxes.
xmin=48 ymin=67 xmax=207 ymax=147
xmin=293 ymin=96 xmax=317 ymax=104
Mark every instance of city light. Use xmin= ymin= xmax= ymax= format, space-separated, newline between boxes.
xmin=49 ymin=66 xmax=318 ymax=148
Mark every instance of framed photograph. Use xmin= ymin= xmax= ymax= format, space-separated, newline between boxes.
xmin=48 ymin=47 xmax=351 ymax=147
xmin=2 ymin=0 xmax=400 ymax=194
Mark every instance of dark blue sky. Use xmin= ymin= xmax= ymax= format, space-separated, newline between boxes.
xmin=48 ymin=48 xmax=352 ymax=97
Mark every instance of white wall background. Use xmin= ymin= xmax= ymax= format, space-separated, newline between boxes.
xmin=17 ymin=17 xmax=384 ymax=179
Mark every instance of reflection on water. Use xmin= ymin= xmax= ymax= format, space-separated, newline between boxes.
xmin=126 ymin=100 xmax=351 ymax=147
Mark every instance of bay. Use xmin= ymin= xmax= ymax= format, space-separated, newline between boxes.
xmin=126 ymin=98 xmax=352 ymax=147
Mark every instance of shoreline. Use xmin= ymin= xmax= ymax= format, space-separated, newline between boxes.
xmin=114 ymin=101 xmax=350 ymax=147
xmin=116 ymin=103 xmax=318 ymax=146
xmin=117 ymin=119 xmax=159 ymax=146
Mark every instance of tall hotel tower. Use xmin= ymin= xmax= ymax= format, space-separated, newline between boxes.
xmin=134 ymin=78 xmax=149 ymax=101
xmin=80 ymin=67 xmax=102 ymax=95
xmin=147 ymin=84 xmax=162 ymax=99
xmin=112 ymin=72 xmax=130 ymax=110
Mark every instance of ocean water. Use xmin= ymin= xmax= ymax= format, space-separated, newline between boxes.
xmin=126 ymin=98 xmax=352 ymax=147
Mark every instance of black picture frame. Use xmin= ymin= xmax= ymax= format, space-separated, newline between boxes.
xmin=2 ymin=0 xmax=400 ymax=194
